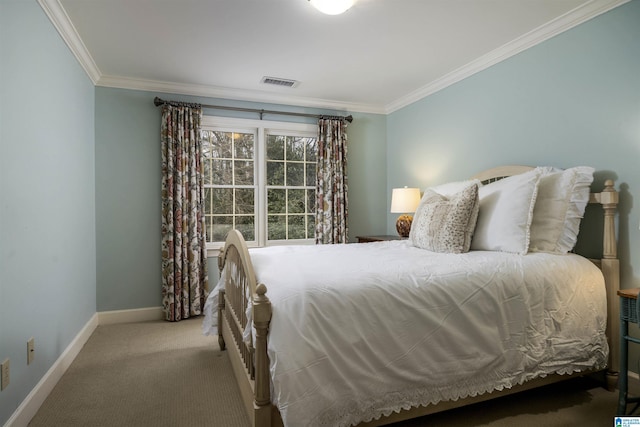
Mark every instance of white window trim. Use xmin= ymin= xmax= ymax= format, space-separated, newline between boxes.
xmin=202 ymin=116 xmax=317 ymax=256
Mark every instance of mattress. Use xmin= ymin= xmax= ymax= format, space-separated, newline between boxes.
xmin=204 ymin=240 xmax=608 ymax=427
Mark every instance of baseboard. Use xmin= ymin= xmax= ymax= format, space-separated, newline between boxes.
xmin=4 ymin=313 xmax=99 ymax=427
xmin=97 ymin=306 xmax=163 ymax=325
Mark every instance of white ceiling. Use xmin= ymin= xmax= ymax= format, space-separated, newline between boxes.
xmin=42 ymin=0 xmax=626 ymax=114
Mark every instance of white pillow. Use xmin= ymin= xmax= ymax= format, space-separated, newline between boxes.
xmin=529 ymin=166 xmax=594 ymax=253
xmin=429 ymin=179 xmax=483 ymax=197
xmin=470 ymin=168 xmax=542 ymax=254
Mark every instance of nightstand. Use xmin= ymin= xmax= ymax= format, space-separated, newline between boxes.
xmin=618 ymin=288 xmax=640 ymax=415
xmin=356 ymin=235 xmax=406 ymax=243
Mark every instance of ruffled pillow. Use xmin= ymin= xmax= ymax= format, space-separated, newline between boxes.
xmin=409 ymin=183 xmax=479 ymax=254
xmin=529 ymin=166 xmax=594 ymax=253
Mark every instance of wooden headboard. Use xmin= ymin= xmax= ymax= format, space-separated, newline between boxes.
xmin=471 ymin=165 xmax=534 ymax=184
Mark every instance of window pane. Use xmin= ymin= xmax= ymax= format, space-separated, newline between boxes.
xmin=212 ymin=159 xmax=232 ymax=185
xmin=203 ymin=159 xmax=212 ymax=185
xmin=305 ymin=162 xmax=316 ymax=187
xmin=267 ymin=161 xmax=284 ymax=186
xmin=267 ymin=189 xmax=286 ymax=214
xmin=205 ymin=188 xmax=212 ymax=213
xmin=235 ymin=188 xmax=254 ymax=215
xmin=234 ymin=133 xmax=254 ymax=159
xmin=268 ymin=215 xmax=286 ymax=240
xmin=267 ymin=135 xmax=285 ymax=160
xmin=205 ymin=215 xmax=214 ymax=242
xmin=286 ymin=163 xmax=304 ymax=186
xmin=201 ymin=132 xmax=212 ymax=158
xmin=211 ymin=131 xmax=232 ymax=158
xmin=307 ymin=189 xmax=316 ymax=213
xmin=288 ymin=215 xmax=305 ymax=239
xmin=236 ymin=216 xmax=255 ymax=241
xmin=234 ymin=160 xmax=254 ymax=185
xmin=212 ymin=188 xmax=233 ymax=214
xmin=305 ymin=138 xmax=317 ymax=161
xmin=212 ymin=216 xmax=233 ymax=241
xmin=288 ymin=189 xmax=305 ymax=214
xmin=286 ymin=137 xmax=305 ymax=161
xmin=307 ymin=215 xmax=315 ymax=239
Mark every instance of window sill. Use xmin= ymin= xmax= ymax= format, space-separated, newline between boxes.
xmin=207 ymin=239 xmax=315 ymax=258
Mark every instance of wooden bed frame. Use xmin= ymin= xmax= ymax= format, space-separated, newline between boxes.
xmin=216 ymin=165 xmax=620 ymax=427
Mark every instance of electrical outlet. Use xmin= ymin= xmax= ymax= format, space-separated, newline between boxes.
xmin=27 ymin=338 xmax=35 ymax=365
xmin=1 ymin=359 xmax=9 ymax=391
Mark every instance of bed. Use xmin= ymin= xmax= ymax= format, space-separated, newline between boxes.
xmin=203 ymin=165 xmax=620 ymax=427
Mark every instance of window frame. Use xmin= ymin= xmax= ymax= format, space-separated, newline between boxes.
xmin=202 ymin=116 xmax=317 ymax=255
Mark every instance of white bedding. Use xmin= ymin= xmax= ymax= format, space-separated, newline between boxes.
xmin=204 ymin=240 xmax=608 ymax=427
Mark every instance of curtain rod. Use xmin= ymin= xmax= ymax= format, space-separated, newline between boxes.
xmin=153 ymin=97 xmax=353 ymax=123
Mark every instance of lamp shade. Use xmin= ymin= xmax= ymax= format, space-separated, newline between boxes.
xmin=309 ymin=0 xmax=354 ymax=15
xmin=390 ymin=187 xmax=421 ymax=213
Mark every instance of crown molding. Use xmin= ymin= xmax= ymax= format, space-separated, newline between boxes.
xmin=96 ymin=75 xmax=386 ymax=115
xmin=40 ymin=0 xmax=627 ymax=116
xmin=37 ymin=0 xmax=101 ymax=84
xmin=37 ymin=0 xmax=383 ymax=114
xmin=384 ymin=0 xmax=630 ymax=114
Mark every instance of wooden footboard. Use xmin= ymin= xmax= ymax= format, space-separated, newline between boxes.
xmin=217 ymin=169 xmax=620 ymax=427
xmin=217 ymin=230 xmax=274 ymax=427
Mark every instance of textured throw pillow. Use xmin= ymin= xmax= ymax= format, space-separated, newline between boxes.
xmin=529 ymin=166 xmax=594 ymax=253
xmin=409 ymin=183 xmax=479 ymax=254
xmin=470 ymin=168 xmax=542 ymax=254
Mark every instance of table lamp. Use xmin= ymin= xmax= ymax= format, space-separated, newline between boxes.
xmin=391 ymin=187 xmax=421 ymax=237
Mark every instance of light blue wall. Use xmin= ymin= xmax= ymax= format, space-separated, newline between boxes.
xmin=3 ymin=1 xmax=637 ymax=422
xmin=346 ymin=111 xmax=388 ymax=239
xmin=387 ymin=0 xmax=640 ymax=289
xmin=94 ymin=87 xmax=387 ymax=311
xmin=0 ymin=1 xmax=96 ymax=424
xmin=94 ymin=88 xmax=163 ymax=311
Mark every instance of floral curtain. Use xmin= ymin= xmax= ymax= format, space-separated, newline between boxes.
xmin=160 ymin=102 xmax=208 ymax=321
xmin=315 ymin=118 xmax=349 ymax=244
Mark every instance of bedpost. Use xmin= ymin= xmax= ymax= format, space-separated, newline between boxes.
xmin=601 ymin=180 xmax=618 ymax=261
xmin=254 ymin=283 xmax=272 ymax=426
xmin=600 ymin=179 xmax=620 ymax=391
xmin=604 ymin=258 xmax=620 ymax=391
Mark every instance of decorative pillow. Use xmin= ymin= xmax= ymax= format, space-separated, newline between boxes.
xmin=409 ymin=183 xmax=479 ymax=254
xmin=470 ymin=168 xmax=543 ymax=254
xmin=529 ymin=166 xmax=594 ymax=253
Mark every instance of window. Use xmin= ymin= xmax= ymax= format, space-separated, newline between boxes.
xmin=266 ymin=135 xmax=316 ymax=241
xmin=202 ymin=130 xmax=256 ymax=242
xmin=201 ymin=116 xmax=317 ymax=250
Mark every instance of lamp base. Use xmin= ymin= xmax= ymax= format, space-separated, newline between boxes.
xmin=395 ymin=215 xmax=413 ymax=238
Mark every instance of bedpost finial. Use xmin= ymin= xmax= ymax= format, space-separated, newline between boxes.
xmin=604 ymin=179 xmax=615 ymax=190
xmin=256 ymin=283 xmax=268 ymax=296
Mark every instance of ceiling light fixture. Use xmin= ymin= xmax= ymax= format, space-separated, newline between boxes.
xmin=308 ymin=0 xmax=355 ymax=15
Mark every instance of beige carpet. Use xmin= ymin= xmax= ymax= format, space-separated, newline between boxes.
xmin=29 ymin=317 xmax=618 ymax=427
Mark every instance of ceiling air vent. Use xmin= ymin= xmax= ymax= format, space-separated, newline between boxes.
xmin=261 ymin=76 xmax=299 ymax=88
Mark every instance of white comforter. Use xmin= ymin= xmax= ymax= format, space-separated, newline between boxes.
xmin=204 ymin=241 xmax=608 ymax=427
